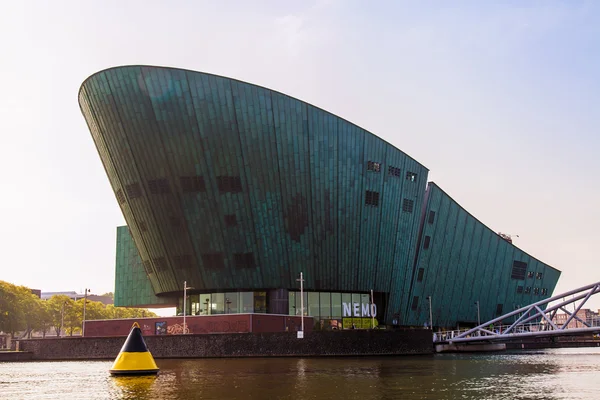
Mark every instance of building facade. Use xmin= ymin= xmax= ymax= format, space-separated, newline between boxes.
xmin=79 ymin=65 xmax=560 ymax=328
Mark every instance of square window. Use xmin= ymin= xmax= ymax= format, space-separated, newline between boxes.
xmin=536 ymin=272 xmax=543 ymax=280
xmin=365 ymin=190 xmax=380 ymax=206
xmin=388 ymin=166 xmax=401 ymax=177
xmin=224 ymin=214 xmax=237 ymax=227
xmin=527 ymin=271 xmax=534 ymax=278
xmin=217 ymin=176 xmax=243 ymax=193
xmin=541 ymin=288 xmax=548 ymax=296
xmin=402 ymin=199 xmax=414 ymax=213
xmin=406 ymin=171 xmax=417 ymax=182
xmin=533 ymin=287 xmax=540 ymax=295
xmin=417 ymin=268 xmax=424 ymax=282
xmin=367 ymin=161 xmax=381 ymax=172
xmin=517 ymin=286 xmax=523 ymax=294
xmin=125 ymin=182 xmax=142 ymax=199
xmin=525 ymin=286 xmax=532 ymax=294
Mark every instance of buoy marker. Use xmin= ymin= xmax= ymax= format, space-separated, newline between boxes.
xmin=110 ymin=322 xmax=159 ymax=375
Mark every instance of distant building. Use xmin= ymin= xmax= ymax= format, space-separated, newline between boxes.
xmin=41 ymin=291 xmax=113 ymax=306
xmin=552 ymin=308 xmax=600 ymax=328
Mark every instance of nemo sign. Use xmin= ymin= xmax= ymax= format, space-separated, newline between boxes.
xmin=342 ymin=302 xmax=377 ymax=318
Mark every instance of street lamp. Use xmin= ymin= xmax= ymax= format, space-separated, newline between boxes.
xmin=475 ymin=300 xmax=481 ymax=327
xmin=426 ymin=296 xmax=433 ymax=330
xmin=82 ymin=288 xmax=90 ymax=337
xmin=183 ymin=281 xmax=194 ymax=334
xmin=296 ymin=272 xmax=305 ymax=337
xmin=226 ymin=298 xmax=231 ymax=314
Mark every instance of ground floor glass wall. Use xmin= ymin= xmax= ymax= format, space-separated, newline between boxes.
xmin=179 ymin=291 xmax=266 ymax=315
xmin=289 ymin=291 xmax=380 ymax=329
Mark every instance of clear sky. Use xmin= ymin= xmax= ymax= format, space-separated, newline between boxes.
xmin=1 ymin=1 xmax=599 ymax=312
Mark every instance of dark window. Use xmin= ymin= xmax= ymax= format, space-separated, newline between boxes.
xmin=527 ymin=271 xmax=534 ymax=278
xmin=406 ymin=171 xmax=417 ymax=182
xmin=533 ymin=287 xmax=540 ymax=295
xmin=169 ymin=216 xmax=182 ymax=228
xmin=402 ymin=199 xmax=414 ymax=213
xmin=148 ymin=178 xmax=170 ymax=194
xmin=142 ymin=261 xmax=153 ymax=274
xmin=234 ymin=253 xmax=256 ymax=268
xmin=116 ymin=189 xmax=126 ymax=204
xmin=388 ymin=166 xmax=401 ymax=177
xmin=517 ymin=286 xmax=523 ymax=294
xmin=152 ymin=257 xmax=167 ymax=272
xmin=496 ymin=304 xmax=503 ymax=316
xmin=511 ymin=261 xmax=527 ymax=280
xmin=542 ymin=288 xmax=548 ymax=296
xmin=411 ymin=296 xmax=419 ymax=310
xmin=417 ymin=268 xmax=425 ymax=282
xmin=428 ymin=211 xmax=436 ymax=224
xmin=365 ymin=190 xmax=380 ymax=206
xmin=424 ymin=236 xmax=431 ymax=249
xmin=367 ymin=161 xmax=381 ymax=172
xmin=217 ymin=176 xmax=243 ymax=193
xmin=201 ymin=253 xmax=225 ymax=269
xmin=139 ymin=221 xmax=148 ymax=232
xmin=224 ymin=214 xmax=237 ymax=227
xmin=525 ymin=286 xmax=532 ymax=294
xmin=173 ymin=254 xmax=193 ymax=270
xmin=181 ymin=176 xmax=206 ymax=192
xmin=536 ymin=272 xmax=543 ymax=280
xmin=125 ymin=183 xmax=142 ymax=199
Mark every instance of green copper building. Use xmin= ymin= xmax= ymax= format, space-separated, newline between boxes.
xmin=79 ymin=65 xmax=560 ymax=328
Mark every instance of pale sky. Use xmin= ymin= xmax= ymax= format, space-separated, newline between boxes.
xmin=1 ymin=1 xmax=599 ymax=312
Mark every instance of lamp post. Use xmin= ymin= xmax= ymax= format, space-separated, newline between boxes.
xmin=226 ymin=298 xmax=231 ymax=314
xmin=82 ymin=288 xmax=90 ymax=337
xmin=426 ymin=296 xmax=433 ymax=330
xmin=296 ymin=272 xmax=304 ymax=336
xmin=183 ymin=281 xmax=193 ymax=334
xmin=475 ymin=300 xmax=481 ymax=327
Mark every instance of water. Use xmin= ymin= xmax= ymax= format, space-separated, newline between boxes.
xmin=2 ymin=348 xmax=600 ymax=399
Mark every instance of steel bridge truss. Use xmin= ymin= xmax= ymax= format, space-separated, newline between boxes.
xmin=435 ymin=281 xmax=600 ymax=343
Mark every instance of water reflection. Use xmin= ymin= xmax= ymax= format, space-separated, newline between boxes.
xmin=2 ymin=349 xmax=600 ymax=399
xmin=110 ymin=375 xmax=157 ymax=400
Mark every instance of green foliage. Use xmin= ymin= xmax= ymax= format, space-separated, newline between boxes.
xmin=0 ymin=280 xmax=156 ymax=337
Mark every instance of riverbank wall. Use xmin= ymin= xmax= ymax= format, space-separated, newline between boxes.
xmin=16 ymin=330 xmax=432 ymax=360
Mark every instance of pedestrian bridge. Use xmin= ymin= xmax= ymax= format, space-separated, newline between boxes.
xmin=434 ymin=281 xmax=600 ymax=344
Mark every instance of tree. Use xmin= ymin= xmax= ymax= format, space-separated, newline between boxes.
xmin=46 ymin=295 xmax=73 ymax=337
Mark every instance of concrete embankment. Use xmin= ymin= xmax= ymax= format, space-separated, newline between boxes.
xmin=16 ymin=330 xmax=433 ymax=360
xmin=0 ymin=351 xmax=34 ymax=362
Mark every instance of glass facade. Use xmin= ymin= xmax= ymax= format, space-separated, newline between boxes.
xmin=180 ymin=291 xmax=256 ymax=315
xmin=288 ymin=291 xmax=380 ymax=329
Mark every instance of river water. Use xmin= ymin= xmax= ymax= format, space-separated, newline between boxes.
xmin=2 ymin=348 xmax=600 ymax=399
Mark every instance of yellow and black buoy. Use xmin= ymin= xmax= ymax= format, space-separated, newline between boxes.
xmin=110 ymin=322 xmax=159 ymax=376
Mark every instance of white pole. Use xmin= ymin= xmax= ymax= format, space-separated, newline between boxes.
xmin=82 ymin=288 xmax=88 ymax=337
xmin=427 ymin=296 xmax=433 ymax=330
xmin=300 ymin=272 xmax=304 ymax=332
xmin=476 ymin=301 xmax=481 ymax=326
xmin=371 ymin=289 xmax=375 ymax=329
xmin=183 ymin=281 xmax=187 ymax=334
